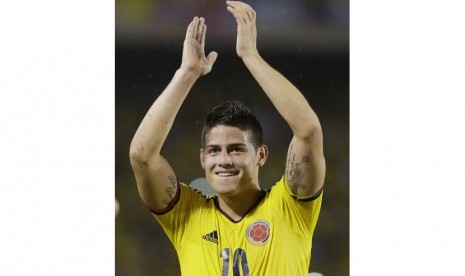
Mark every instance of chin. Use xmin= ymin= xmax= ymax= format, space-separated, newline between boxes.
xmin=210 ymin=179 xmax=239 ymax=195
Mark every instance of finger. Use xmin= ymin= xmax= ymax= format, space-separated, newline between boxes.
xmin=245 ymin=8 xmax=255 ymax=23
xmin=200 ymin=24 xmax=207 ymax=53
xmin=228 ymin=1 xmax=251 ymax=12
xmin=185 ymin=18 xmax=195 ymax=39
xmin=192 ymin=17 xmax=199 ymax=39
xmin=207 ymin=51 xmax=218 ymax=66
xmin=197 ymin=17 xmax=205 ymax=42
xmin=226 ymin=3 xmax=246 ymax=25
xmin=232 ymin=1 xmax=249 ymax=10
xmin=234 ymin=1 xmax=255 ymax=23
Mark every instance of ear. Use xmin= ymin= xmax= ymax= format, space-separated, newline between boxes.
xmin=200 ymin=148 xmax=205 ymax=169
xmin=257 ymin=145 xmax=268 ymax=167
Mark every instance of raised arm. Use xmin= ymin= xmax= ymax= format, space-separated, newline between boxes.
xmin=226 ymin=1 xmax=325 ymax=198
xmin=129 ymin=17 xmax=218 ymax=211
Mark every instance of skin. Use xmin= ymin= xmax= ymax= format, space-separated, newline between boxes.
xmin=226 ymin=1 xmax=325 ymax=197
xmin=130 ymin=1 xmax=325 ymax=220
xmin=129 ymin=16 xmax=217 ymax=211
xmin=200 ymin=125 xmax=268 ymax=220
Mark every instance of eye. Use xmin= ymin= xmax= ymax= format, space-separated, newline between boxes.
xmin=207 ymin=148 xmax=220 ymax=154
xmin=230 ymin=146 xmax=244 ymax=153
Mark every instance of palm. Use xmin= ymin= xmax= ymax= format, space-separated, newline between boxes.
xmin=236 ymin=24 xmax=256 ymax=58
xmin=182 ymin=39 xmax=210 ymax=76
xmin=181 ymin=17 xmax=217 ymax=77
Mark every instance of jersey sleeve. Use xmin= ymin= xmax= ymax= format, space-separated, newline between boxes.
xmin=268 ymin=175 xmax=323 ymax=237
xmin=151 ymin=182 xmax=206 ymax=248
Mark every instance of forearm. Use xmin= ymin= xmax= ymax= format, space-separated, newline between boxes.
xmin=242 ymin=54 xmax=321 ymax=139
xmin=130 ymin=69 xmax=198 ymax=161
xmin=130 ymin=16 xmax=216 ymax=161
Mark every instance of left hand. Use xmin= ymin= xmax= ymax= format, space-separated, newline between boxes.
xmin=226 ymin=1 xmax=258 ymax=58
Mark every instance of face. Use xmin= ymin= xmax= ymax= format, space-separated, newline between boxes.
xmin=200 ymin=125 xmax=267 ymax=197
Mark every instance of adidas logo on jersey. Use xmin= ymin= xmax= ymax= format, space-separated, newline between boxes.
xmin=202 ymin=230 xmax=218 ymax=244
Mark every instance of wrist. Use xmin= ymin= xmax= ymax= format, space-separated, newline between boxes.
xmin=176 ymin=67 xmax=201 ymax=82
xmin=241 ymin=52 xmax=262 ymax=64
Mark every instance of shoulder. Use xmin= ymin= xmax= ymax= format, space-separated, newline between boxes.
xmin=152 ymin=182 xmax=214 ymax=215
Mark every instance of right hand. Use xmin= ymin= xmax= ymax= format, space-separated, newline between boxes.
xmin=180 ymin=17 xmax=218 ymax=77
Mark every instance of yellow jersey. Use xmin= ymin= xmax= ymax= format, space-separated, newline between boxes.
xmin=152 ymin=176 xmax=323 ymax=276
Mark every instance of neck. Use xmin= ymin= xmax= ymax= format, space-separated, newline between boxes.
xmin=217 ymin=187 xmax=263 ymax=221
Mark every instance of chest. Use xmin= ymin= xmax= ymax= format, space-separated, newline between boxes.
xmin=176 ymin=202 xmax=311 ymax=276
xmin=181 ymin=206 xmax=298 ymax=263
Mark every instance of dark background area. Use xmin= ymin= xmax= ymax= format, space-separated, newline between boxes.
xmin=116 ymin=0 xmax=349 ymax=275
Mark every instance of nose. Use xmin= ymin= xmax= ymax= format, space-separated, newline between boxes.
xmin=218 ymin=150 xmax=233 ymax=167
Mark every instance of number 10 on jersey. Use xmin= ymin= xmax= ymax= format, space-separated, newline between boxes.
xmin=220 ymin=248 xmax=249 ymax=276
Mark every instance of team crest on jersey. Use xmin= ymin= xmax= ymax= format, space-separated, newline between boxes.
xmin=246 ymin=220 xmax=270 ymax=246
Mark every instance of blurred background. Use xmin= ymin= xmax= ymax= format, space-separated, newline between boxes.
xmin=116 ymin=0 xmax=349 ymax=275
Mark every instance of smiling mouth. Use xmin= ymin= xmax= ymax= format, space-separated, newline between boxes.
xmin=216 ymin=171 xmax=239 ymax=177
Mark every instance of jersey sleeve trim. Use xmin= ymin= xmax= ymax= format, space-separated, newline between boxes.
xmin=291 ymin=185 xmax=324 ymax=202
xmin=282 ymin=175 xmax=324 ymax=202
xmin=149 ymin=181 xmax=182 ymax=215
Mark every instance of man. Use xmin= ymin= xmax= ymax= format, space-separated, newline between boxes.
xmin=129 ymin=1 xmax=325 ymax=275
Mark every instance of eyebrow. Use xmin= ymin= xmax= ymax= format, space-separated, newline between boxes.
xmin=205 ymin=143 xmax=247 ymax=149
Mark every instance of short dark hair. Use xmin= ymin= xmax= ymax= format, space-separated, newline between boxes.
xmin=201 ymin=100 xmax=263 ymax=149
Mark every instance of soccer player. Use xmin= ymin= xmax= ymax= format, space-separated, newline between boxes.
xmin=129 ymin=1 xmax=325 ymax=275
